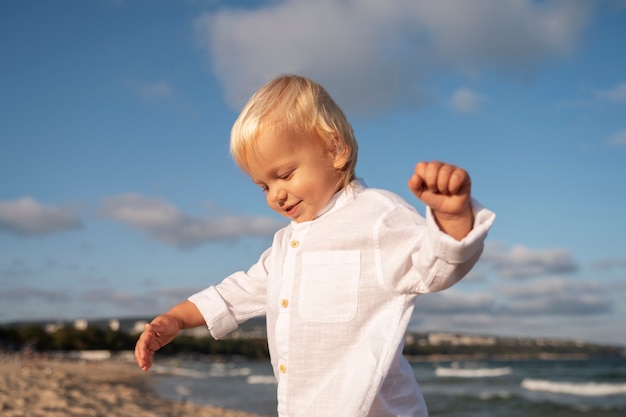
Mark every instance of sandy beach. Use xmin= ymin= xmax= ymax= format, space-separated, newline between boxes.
xmin=0 ymin=355 xmax=264 ymax=417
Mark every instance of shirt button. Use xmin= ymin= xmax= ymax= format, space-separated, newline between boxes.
xmin=279 ymin=363 xmax=287 ymax=374
xmin=290 ymin=240 xmax=299 ymax=248
xmin=280 ymin=299 xmax=289 ymax=308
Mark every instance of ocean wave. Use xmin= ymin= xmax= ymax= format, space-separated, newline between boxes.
xmin=478 ymin=391 xmax=513 ymax=400
xmin=151 ymin=364 xmax=252 ymax=378
xmin=435 ymin=366 xmax=512 ymax=378
xmin=205 ymin=364 xmax=252 ymax=378
xmin=521 ymin=378 xmax=626 ymax=396
xmin=151 ymin=365 xmax=209 ymax=378
xmin=246 ymin=375 xmax=277 ymax=385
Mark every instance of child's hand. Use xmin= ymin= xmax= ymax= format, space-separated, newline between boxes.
xmin=408 ymin=161 xmax=471 ymax=214
xmin=134 ymin=314 xmax=182 ymax=371
xmin=408 ymin=161 xmax=473 ymax=240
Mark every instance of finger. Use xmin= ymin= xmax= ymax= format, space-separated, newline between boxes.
xmin=135 ymin=323 xmax=161 ymax=369
xmin=407 ymin=171 xmax=424 ymax=194
xmin=421 ymin=161 xmax=443 ymax=193
xmin=408 ymin=161 xmax=428 ymax=194
xmin=135 ymin=335 xmax=153 ymax=371
xmin=436 ymin=164 xmax=455 ymax=195
xmin=448 ymin=167 xmax=470 ymax=195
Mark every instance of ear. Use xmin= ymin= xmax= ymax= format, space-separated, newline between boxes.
xmin=332 ymin=145 xmax=350 ymax=170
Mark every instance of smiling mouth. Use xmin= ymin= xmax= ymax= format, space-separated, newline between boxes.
xmin=284 ymin=201 xmax=301 ymax=214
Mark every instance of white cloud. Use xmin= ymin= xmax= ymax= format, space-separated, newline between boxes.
xmin=0 ymin=197 xmax=83 ymax=237
xmin=557 ymin=81 xmax=626 ymax=109
xmin=415 ymin=277 xmax=612 ymax=318
xmin=128 ymin=80 xmax=174 ymax=99
xmin=494 ymin=277 xmax=614 ymax=317
xmin=480 ymin=242 xmax=579 ymax=279
xmin=594 ymin=82 xmax=626 ymax=103
xmin=78 ymin=285 xmax=212 ymax=317
xmin=409 ymin=275 xmax=615 ymax=343
xmin=499 ymin=276 xmax=606 ymax=299
xmin=0 ymin=286 xmax=71 ymax=303
xmin=194 ymin=0 xmax=592 ymax=114
xmin=607 ymin=130 xmax=626 ymax=148
xmin=100 ymin=193 xmax=285 ymax=249
xmin=591 ymin=258 xmax=626 ymax=270
xmin=450 ymin=88 xmax=486 ymax=113
xmin=414 ymin=290 xmax=496 ymax=314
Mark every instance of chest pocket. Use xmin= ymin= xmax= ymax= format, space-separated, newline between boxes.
xmin=298 ymin=250 xmax=361 ymax=322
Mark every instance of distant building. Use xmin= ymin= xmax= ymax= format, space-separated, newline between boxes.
xmin=180 ymin=327 xmax=210 ymax=338
xmin=73 ymin=319 xmax=88 ymax=331
xmin=44 ymin=322 xmax=64 ymax=333
xmin=132 ymin=320 xmax=148 ymax=334
xmin=108 ymin=319 xmax=120 ymax=332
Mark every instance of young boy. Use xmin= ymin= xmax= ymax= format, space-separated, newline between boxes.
xmin=135 ymin=75 xmax=495 ymax=417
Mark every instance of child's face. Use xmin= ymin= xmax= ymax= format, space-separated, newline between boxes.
xmin=245 ymin=128 xmax=346 ymax=223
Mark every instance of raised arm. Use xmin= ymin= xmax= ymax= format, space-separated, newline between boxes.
xmin=134 ymin=300 xmax=205 ymax=371
xmin=407 ymin=160 xmax=473 ymax=241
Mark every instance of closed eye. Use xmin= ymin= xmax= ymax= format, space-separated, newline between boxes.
xmin=279 ymin=170 xmax=294 ymax=180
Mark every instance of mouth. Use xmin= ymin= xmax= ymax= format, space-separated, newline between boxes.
xmin=283 ymin=201 xmax=302 ymax=215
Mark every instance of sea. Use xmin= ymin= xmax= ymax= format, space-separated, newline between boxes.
xmin=149 ymin=356 xmax=626 ymax=417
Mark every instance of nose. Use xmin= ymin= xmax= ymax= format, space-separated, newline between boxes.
xmin=268 ymin=185 xmax=287 ymax=206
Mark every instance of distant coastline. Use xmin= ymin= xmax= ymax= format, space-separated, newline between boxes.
xmin=2 ymin=316 xmax=624 ymax=361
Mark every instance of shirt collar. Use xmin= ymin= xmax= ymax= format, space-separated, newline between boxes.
xmin=291 ymin=178 xmax=367 ymax=227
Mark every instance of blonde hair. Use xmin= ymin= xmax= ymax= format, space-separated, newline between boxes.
xmin=230 ymin=74 xmax=358 ymax=189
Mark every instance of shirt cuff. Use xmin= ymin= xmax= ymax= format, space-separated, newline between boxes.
xmin=188 ymin=286 xmax=238 ymax=340
xmin=425 ymin=198 xmax=496 ymax=264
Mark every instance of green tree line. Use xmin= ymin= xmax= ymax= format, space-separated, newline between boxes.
xmin=0 ymin=325 xmax=270 ymax=360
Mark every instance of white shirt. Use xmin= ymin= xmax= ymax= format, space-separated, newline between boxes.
xmin=189 ymin=180 xmax=495 ymax=417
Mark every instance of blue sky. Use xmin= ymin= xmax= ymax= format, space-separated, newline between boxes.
xmin=1 ymin=0 xmax=625 ymax=347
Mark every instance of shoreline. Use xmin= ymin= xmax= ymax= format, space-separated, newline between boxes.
xmin=0 ymin=354 xmax=263 ymax=417
xmin=405 ymin=352 xmax=606 ymax=362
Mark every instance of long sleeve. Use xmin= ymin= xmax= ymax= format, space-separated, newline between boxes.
xmin=376 ymin=196 xmax=495 ymax=295
xmin=188 ymin=247 xmax=271 ymax=339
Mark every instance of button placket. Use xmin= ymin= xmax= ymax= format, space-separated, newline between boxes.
xmin=275 ymin=224 xmax=309 ymax=412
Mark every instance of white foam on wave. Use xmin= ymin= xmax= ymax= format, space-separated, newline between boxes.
xmin=150 ymin=364 xmax=252 ymax=378
xmin=247 ymin=375 xmax=277 ymax=385
xmin=435 ymin=367 xmax=512 ymax=378
xmin=479 ymin=391 xmax=512 ymax=400
xmin=206 ymin=365 xmax=252 ymax=378
xmin=151 ymin=365 xmax=209 ymax=378
xmin=521 ymin=378 xmax=626 ymax=396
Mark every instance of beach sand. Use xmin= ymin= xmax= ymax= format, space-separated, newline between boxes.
xmin=0 ymin=355 xmax=263 ymax=417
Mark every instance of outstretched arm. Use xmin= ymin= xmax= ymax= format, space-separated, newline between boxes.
xmin=134 ymin=300 xmax=205 ymax=371
xmin=408 ymin=160 xmax=473 ymax=241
